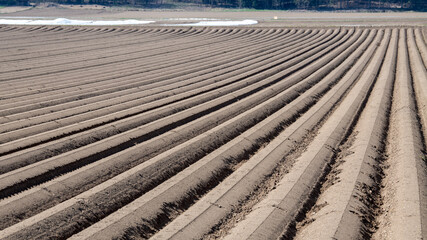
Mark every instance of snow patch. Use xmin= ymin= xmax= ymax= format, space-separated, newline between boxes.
xmin=165 ymin=18 xmax=221 ymax=21
xmin=166 ymin=19 xmax=258 ymax=26
xmin=0 ymin=18 xmax=154 ymax=25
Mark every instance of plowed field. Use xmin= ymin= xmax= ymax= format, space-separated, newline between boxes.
xmin=0 ymin=25 xmax=426 ymax=240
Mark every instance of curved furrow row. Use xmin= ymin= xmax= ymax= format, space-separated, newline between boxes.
xmin=0 ymin=26 xmax=170 ymax=49
xmin=0 ymin=29 xmax=231 ymax=96
xmin=0 ymin=26 xmax=198 ymax=55
xmin=221 ymin=28 xmax=390 ymax=240
xmin=0 ymin=28 xmax=294 ymax=104
xmin=0 ymin=26 xmax=127 ymax=44
xmin=0 ymin=26 xmax=100 ymax=43
xmin=0 ymin=26 xmax=425 ymax=240
xmin=365 ymin=28 xmax=427 ymax=240
xmin=0 ymin=30 xmax=319 ymax=154
xmin=0 ymin=27 xmax=248 ymax=74
xmin=294 ymin=28 xmax=397 ymax=240
xmin=0 ymin=28 xmax=187 ymax=63
xmin=0 ymin=29 xmax=283 ymax=103
xmin=153 ymin=28 xmax=387 ymax=240
xmin=71 ymin=28 xmax=377 ymax=240
xmin=0 ymin=28 xmax=254 ymax=90
xmin=0 ymin=28 xmax=354 ymax=237
xmin=0 ymin=28 xmax=218 ymax=65
xmin=0 ymin=26 xmax=141 ymax=50
xmin=377 ymin=28 xmax=426 ymax=239
xmin=0 ymin=28 xmax=224 ymax=81
xmin=0 ymin=31 xmax=281 ymax=116
xmin=0 ymin=28 xmax=351 ymax=200
xmin=414 ymin=28 xmax=427 ymax=68
xmin=0 ymin=27 xmax=246 ymax=81
xmin=0 ymin=30 xmax=327 ymax=160
xmin=0 ymin=30 xmax=300 ymax=125
xmin=0 ymin=30 xmax=300 ymax=124
xmin=0 ymin=30 xmax=322 ymax=142
xmin=407 ymin=28 xmax=427 ymax=146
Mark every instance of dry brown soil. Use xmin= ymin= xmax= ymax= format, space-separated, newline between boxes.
xmin=0 ymin=10 xmax=426 ymax=240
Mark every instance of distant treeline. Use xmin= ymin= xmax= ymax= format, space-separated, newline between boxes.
xmin=1 ymin=0 xmax=425 ymax=11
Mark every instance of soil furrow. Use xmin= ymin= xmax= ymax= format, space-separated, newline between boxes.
xmin=295 ymin=28 xmax=397 ymax=240
xmin=0 ymin=28 xmax=265 ymax=98
xmin=0 ymin=29 xmax=297 ymax=114
xmin=0 ymin=30 xmax=330 ymax=162
xmin=219 ymin=28 xmax=388 ymax=240
xmin=0 ymin=27 xmax=256 ymax=81
xmin=414 ymin=28 xmax=427 ymax=68
xmin=0 ymin=31 xmax=322 ymax=169
xmin=0 ymin=30 xmax=314 ymax=130
xmin=0 ymin=29 xmax=358 ymax=237
xmin=0 ymin=28 xmax=350 ymax=200
xmin=372 ymin=28 xmax=427 ymax=240
xmin=149 ymin=28 xmax=381 ymax=240
xmin=0 ymin=25 xmax=424 ymax=240
xmin=69 ymin=28 xmax=377 ymax=240
xmin=407 ymin=28 xmax=427 ymax=148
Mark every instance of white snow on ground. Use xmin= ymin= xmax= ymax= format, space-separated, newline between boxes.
xmin=0 ymin=18 xmax=154 ymax=25
xmin=166 ymin=19 xmax=258 ymax=26
xmin=0 ymin=17 xmax=257 ymax=26
xmin=165 ymin=18 xmax=221 ymax=21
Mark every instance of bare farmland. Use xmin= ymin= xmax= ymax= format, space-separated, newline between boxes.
xmin=0 ymin=25 xmax=426 ymax=240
